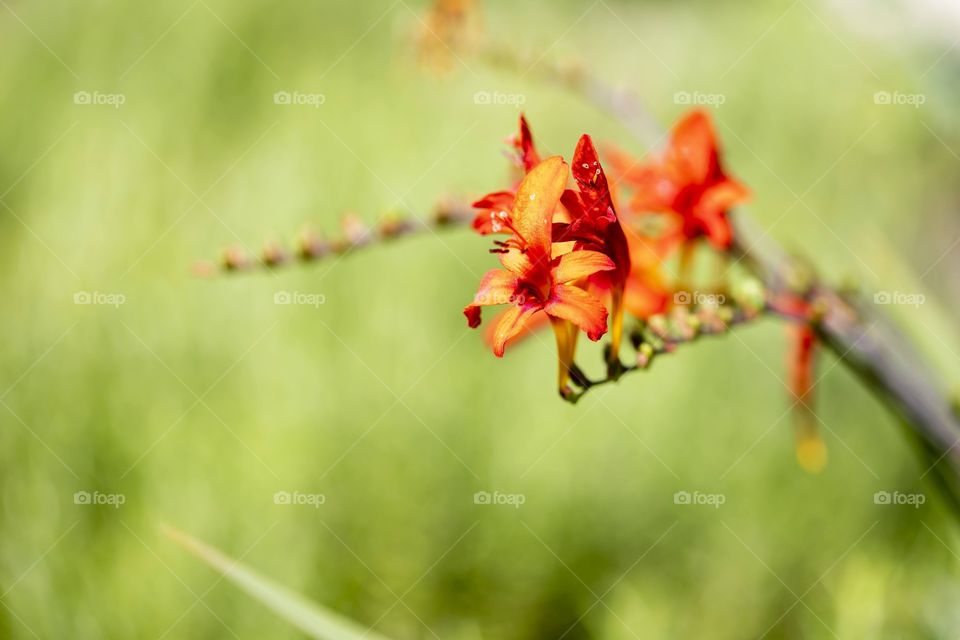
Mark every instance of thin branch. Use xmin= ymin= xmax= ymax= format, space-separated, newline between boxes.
xmin=193 ymin=200 xmax=473 ymax=276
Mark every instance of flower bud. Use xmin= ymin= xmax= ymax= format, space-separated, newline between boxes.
xmin=732 ymin=277 xmax=766 ymax=316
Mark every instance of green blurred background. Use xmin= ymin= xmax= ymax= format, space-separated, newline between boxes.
xmin=3 ymin=0 xmax=960 ymax=637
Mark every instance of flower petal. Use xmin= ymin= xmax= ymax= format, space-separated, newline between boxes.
xmin=571 ymin=134 xmax=614 ymax=218
xmin=515 ymin=114 xmax=541 ymax=171
xmin=666 ymin=109 xmax=721 ymax=185
xmin=511 ymin=156 xmax=568 ymax=255
xmin=698 ymin=178 xmax=750 ymax=216
xmin=471 ymin=191 xmax=516 ymax=235
xmin=483 ymin=306 xmax=550 ymax=351
xmin=491 ymin=305 xmax=541 ymax=357
xmin=552 ymin=250 xmax=615 ymax=284
xmin=498 ymin=246 xmax=533 ymax=275
xmin=697 ymin=209 xmax=733 ymax=249
xmin=463 ymin=269 xmax=519 ymax=327
xmin=545 ymin=284 xmax=609 ymax=341
xmin=472 ymin=190 xmax=515 ymax=211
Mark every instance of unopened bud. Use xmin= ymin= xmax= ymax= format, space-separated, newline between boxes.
xmin=261 ymin=241 xmax=288 ymax=266
xmin=636 ymin=343 xmax=654 ymax=368
xmin=342 ymin=214 xmax=372 ymax=246
xmin=379 ymin=214 xmax=411 ymax=239
xmin=222 ymin=246 xmax=250 ymax=271
xmin=717 ymin=306 xmax=735 ymax=326
xmin=732 ymin=277 xmax=766 ymax=316
xmin=647 ymin=315 xmax=669 ymax=339
xmin=298 ymin=228 xmax=327 ymax=259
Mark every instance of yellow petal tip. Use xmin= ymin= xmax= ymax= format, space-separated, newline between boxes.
xmin=796 ymin=436 xmax=827 ymax=474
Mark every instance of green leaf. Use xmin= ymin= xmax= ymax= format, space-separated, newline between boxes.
xmin=163 ymin=524 xmax=392 ymax=640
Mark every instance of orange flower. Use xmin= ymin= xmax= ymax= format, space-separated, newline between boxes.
xmin=464 ymin=157 xmax=615 ymax=396
xmin=612 ymin=109 xmax=749 ymax=250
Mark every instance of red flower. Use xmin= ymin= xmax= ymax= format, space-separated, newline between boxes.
xmin=464 ymin=157 xmax=614 ymax=395
xmin=554 ymin=134 xmax=632 ymax=367
xmin=612 ymin=109 xmax=749 ymax=250
xmin=471 ymin=114 xmax=543 ymax=235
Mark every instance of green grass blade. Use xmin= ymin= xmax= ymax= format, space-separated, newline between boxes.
xmin=163 ymin=524 xmax=392 ymax=640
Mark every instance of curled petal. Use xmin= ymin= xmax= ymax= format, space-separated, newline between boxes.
xmin=545 ymin=284 xmax=609 ymax=341
xmin=491 ymin=305 xmax=541 ymax=357
xmin=472 ymin=190 xmax=515 ymax=210
xmin=552 ymin=250 xmax=615 ymax=284
xmin=483 ymin=306 xmax=550 ymax=350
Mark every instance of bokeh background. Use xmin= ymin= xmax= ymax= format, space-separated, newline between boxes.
xmin=3 ymin=0 xmax=960 ymax=637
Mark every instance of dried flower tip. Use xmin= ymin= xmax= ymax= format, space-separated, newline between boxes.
xmin=434 ymin=200 xmax=455 ymax=226
xmin=298 ymin=228 xmax=327 ymax=260
xmin=261 ymin=241 xmax=288 ymax=266
xmin=342 ymin=214 xmax=372 ymax=246
xmin=379 ymin=214 xmax=412 ymax=239
xmin=222 ymin=246 xmax=250 ymax=271
xmin=328 ymin=237 xmax=350 ymax=254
